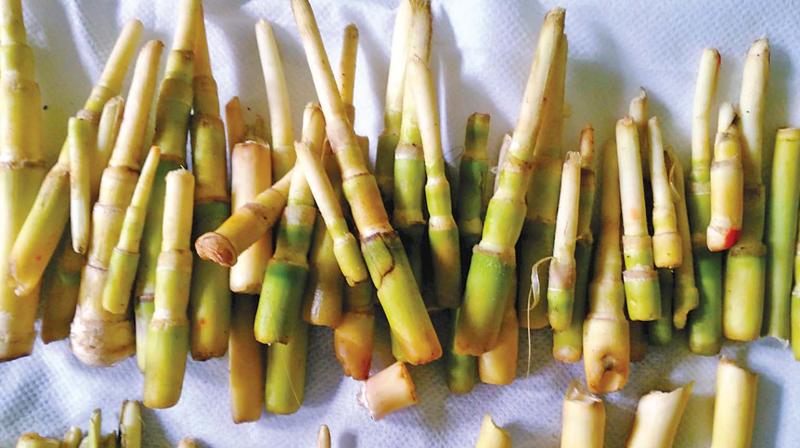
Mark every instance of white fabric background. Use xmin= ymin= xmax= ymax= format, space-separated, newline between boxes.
xmin=2 ymin=0 xmax=800 ymax=446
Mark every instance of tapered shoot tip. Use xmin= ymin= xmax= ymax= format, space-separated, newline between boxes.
xmin=124 ymin=18 xmax=144 ymax=35
xmin=749 ymin=37 xmax=769 ymax=54
xmin=256 ymin=18 xmax=272 ymax=33
xmin=344 ymin=23 xmax=358 ymax=38
xmin=704 ymin=47 xmax=722 ymax=66
xmin=317 ymin=425 xmax=331 ymax=448
xmin=546 ymin=7 xmax=567 ymax=23
xmin=409 ymin=0 xmax=431 ymax=11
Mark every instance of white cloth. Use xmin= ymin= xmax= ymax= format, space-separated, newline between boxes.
xmin=2 ymin=0 xmax=800 ymax=446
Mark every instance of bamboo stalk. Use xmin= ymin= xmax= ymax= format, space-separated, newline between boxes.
xmin=189 ymin=1 xmax=231 ymax=361
xmin=227 ymin=98 xmax=272 ymax=294
xmin=723 ymin=39 xmax=769 ymax=342
xmin=474 ymin=414 xmax=512 ymax=448
xmin=40 ymin=98 xmax=125 ymax=343
xmin=583 ymin=140 xmax=629 ymax=393
xmin=547 ymin=152 xmax=581 ymax=331
xmin=229 ymin=294 xmax=264 ymax=423
xmin=254 ymin=104 xmax=324 ymax=344
xmin=392 ymin=1 xmax=432 ymax=292
xmin=339 ymin=24 xmax=358 ymax=119
xmin=687 ymin=48 xmax=723 ymax=356
xmin=69 ymin=40 xmax=164 ymax=366
xmin=517 ymin=27 xmax=568 ymax=330
xmin=626 ymin=383 xmax=693 ymax=448
xmin=134 ymin=0 xmax=200 ymax=369
xmin=448 ymin=114 xmax=491 ymax=392
xmin=553 ymin=126 xmax=596 ymax=362
xmin=101 ymin=147 xmax=161 ymax=314
xmin=560 ymin=381 xmax=605 ymax=448
xmin=456 ymin=9 xmax=565 ymax=355
xmin=87 ymin=409 xmax=101 ymax=448
xmin=410 ymin=57 xmax=462 ymax=308
xmin=765 ymin=128 xmax=800 ymax=339
xmin=255 ymin=19 xmax=295 ymax=180
xmin=375 ymin=0 xmax=414 ymax=206
xmin=8 ymin=20 xmax=142 ymax=297
xmin=143 ymin=169 xmax=195 ymax=409
xmin=648 ymin=117 xmax=682 ymax=268
xmin=668 ymin=151 xmax=699 ymax=329
xmin=292 ymin=0 xmax=441 ymax=364
xmin=711 ymin=359 xmax=758 ymax=448
xmin=616 ymin=118 xmax=661 ymax=321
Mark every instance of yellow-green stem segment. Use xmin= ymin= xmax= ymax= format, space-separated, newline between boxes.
xmin=410 ymin=57 xmax=462 ymax=308
xmin=553 ymin=126 xmax=596 ymax=362
xmin=101 ymin=147 xmax=161 ymax=314
xmin=616 ymin=117 xmax=661 ymax=321
xmin=69 ymin=116 xmax=95 ymax=255
xmin=375 ymin=0 xmax=414 ymax=206
xmin=143 ymin=169 xmax=195 ymax=409
xmin=189 ymin=3 xmax=231 ymax=361
xmin=392 ymin=1 xmax=432 ymax=293
xmin=764 ymin=129 xmax=800 ymax=340
xmin=457 ymin=113 xmax=490 ymax=265
xmin=687 ymin=48 xmax=722 ymax=355
xmin=724 ymin=39 xmax=769 ymax=342
xmin=547 ymin=151 xmax=581 ymax=331
xmin=255 ymin=19 xmax=295 ymax=180
xmin=517 ymin=25 xmax=568 ymax=330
